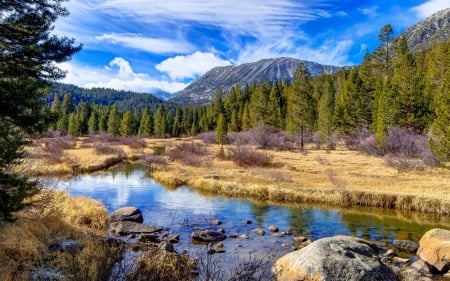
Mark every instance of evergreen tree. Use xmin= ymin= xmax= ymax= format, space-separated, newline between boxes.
xmin=317 ymin=76 xmax=335 ymax=144
xmin=241 ymin=102 xmax=251 ymax=131
xmin=154 ymin=105 xmax=166 ymax=137
xmin=215 ymin=113 xmax=227 ymax=149
xmin=285 ymin=64 xmax=315 ymax=150
xmin=67 ymin=112 xmax=79 ymax=136
xmin=430 ymin=61 xmax=450 ymax=161
xmin=172 ymin=107 xmax=182 ymax=137
xmin=98 ymin=107 xmax=109 ymax=132
xmin=268 ymin=80 xmax=284 ymax=128
xmin=88 ymin=110 xmax=98 ymax=134
xmin=76 ymin=102 xmax=90 ymax=135
xmin=373 ymin=78 xmax=394 ymax=149
xmin=0 ymin=0 xmax=81 ymax=220
xmin=392 ymin=36 xmax=427 ymax=132
xmin=249 ymin=82 xmax=270 ymax=127
xmin=138 ymin=107 xmax=152 ymax=136
xmin=119 ymin=110 xmax=136 ymax=137
xmin=376 ymin=24 xmax=394 ymax=77
xmin=107 ymin=106 xmax=120 ymax=136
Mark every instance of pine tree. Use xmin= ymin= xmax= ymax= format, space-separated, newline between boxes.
xmin=392 ymin=36 xmax=427 ymax=132
xmin=373 ymin=78 xmax=394 ymax=149
xmin=285 ymin=64 xmax=315 ymax=150
xmin=138 ymin=107 xmax=152 ymax=136
xmin=107 ymin=106 xmax=120 ymax=136
xmin=317 ymin=76 xmax=335 ymax=144
xmin=268 ymin=80 xmax=284 ymax=128
xmin=430 ymin=61 xmax=450 ymax=161
xmin=88 ymin=110 xmax=98 ymax=134
xmin=249 ymin=82 xmax=270 ymax=127
xmin=153 ymin=105 xmax=166 ymax=137
xmin=241 ymin=102 xmax=251 ymax=131
xmin=119 ymin=110 xmax=136 ymax=137
xmin=215 ymin=113 xmax=227 ymax=151
xmin=67 ymin=112 xmax=79 ymax=136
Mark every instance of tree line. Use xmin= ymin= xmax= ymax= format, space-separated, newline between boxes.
xmin=47 ymin=25 xmax=450 ymax=161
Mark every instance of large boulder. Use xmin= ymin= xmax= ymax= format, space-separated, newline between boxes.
xmin=191 ymin=230 xmax=226 ymax=243
xmin=417 ymin=228 xmax=450 ymax=273
xmin=108 ymin=206 xmax=143 ymax=223
xmin=110 ymin=221 xmax=162 ymax=236
xmin=273 ymin=235 xmax=398 ymax=281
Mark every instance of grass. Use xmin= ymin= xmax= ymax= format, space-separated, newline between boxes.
xmin=0 ymin=189 xmax=110 ymax=281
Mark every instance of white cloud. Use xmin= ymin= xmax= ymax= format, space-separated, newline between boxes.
xmin=236 ymin=32 xmax=353 ymax=66
xmin=100 ymin=0 xmax=333 ymax=38
xmin=95 ymin=33 xmax=194 ymax=54
xmin=59 ymin=58 xmax=189 ymax=94
xmin=359 ymin=6 xmax=379 ymax=18
xmin=155 ymin=51 xmax=232 ymax=80
xmin=411 ymin=0 xmax=450 ymax=19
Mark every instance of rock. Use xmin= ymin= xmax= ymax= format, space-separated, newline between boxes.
xmin=217 ymin=228 xmax=225 ymax=234
xmin=212 ymin=242 xmax=225 ymax=253
xmin=273 ymin=231 xmax=286 ymax=237
xmin=417 ymin=228 xmax=450 ymax=273
xmin=159 ymin=241 xmax=175 ymax=253
xmin=108 ymin=207 xmax=143 ymax=223
xmin=169 ymin=233 xmax=180 ymax=243
xmin=228 ymin=233 xmax=238 ymax=239
xmin=243 ymin=220 xmax=252 ymax=224
xmin=138 ymin=233 xmax=160 ymax=242
xmin=393 ymin=239 xmax=419 ymax=253
xmin=49 ymin=240 xmax=83 ymax=254
xmin=209 ymin=219 xmax=222 ymax=225
xmin=281 ymin=243 xmax=290 ymax=249
xmin=273 ymin=235 xmax=397 ymax=281
xmin=269 ymin=225 xmax=279 ymax=233
xmin=393 ymin=256 xmax=410 ymax=264
xmin=293 ymin=239 xmax=312 ymax=250
xmin=410 ymin=259 xmax=431 ymax=274
xmin=293 ymin=236 xmax=308 ymax=243
xmin=239 ymin=233 xmax=249 ymax=239
xmin=191 ymin=230 xmax=226 ymax=243
xmin=110 ymin=221 xmax=162 ymax=236
xmin=383 ymin=249 xmax=396 ymax=257
xmin=252 ymin=228 xmax=265 ymax=236
xmin=400 ymin=268 xmax=433 ymax=281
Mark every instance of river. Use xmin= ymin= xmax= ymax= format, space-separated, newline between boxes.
xmin=53 ymin=163 xmax=449 ymax=278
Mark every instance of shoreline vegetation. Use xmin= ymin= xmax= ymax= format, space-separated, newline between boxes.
xmin=20 ymin=134 xmax=450 ymax=216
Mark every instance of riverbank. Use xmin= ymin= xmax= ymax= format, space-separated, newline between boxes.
xmin=20 ymin=135 xmax=450 ymax=216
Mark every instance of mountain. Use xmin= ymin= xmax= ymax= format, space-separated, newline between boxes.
xmin=402 ymin=8 xmax=450 ymax=52
xmin=171 ymin=57 xmax=342 ymax=105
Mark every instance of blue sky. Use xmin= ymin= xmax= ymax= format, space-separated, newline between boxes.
xmin=54 ymin=0 xmax=449 ymax=96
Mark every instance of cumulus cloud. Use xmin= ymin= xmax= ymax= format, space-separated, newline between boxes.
xmin=95 ymin=33 xmax=194 ymax=54
xmin=59 ymin=58 xmax=189 ymax=94
xmin=359 ymin=6 xmax=378 ymax=18
xmin=155 ymin=51 xmax=232 ymax=81
xmin=411 ymin=0 xmax=449 ymax=19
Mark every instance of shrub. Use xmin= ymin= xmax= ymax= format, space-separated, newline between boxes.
xmin=228 ymin=145 xmax=273 ymax=167
xmin=343 ymin=128 xmax=371 ymax=150
xmin=384 ymin=153 xmax=425 ymax=171
xmin=228 ymin=127 xmax=294 ymax=150
xmin=197 ymin=131 xmax=217 ymax=144
xmin=167 ymin=142 xmax=208 ymax=166
xmin=94 ymin=144 xmax=125 ymax=157
xmin=120 ymin=137 xmax=147 ymax=149
xmin=357 ymin=135 xmax=382 ymax=156
xmin=384 ymin=127 xmax=425 ymax=157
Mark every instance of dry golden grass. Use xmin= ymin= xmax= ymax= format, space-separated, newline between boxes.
xmin=151 ymin=141 xmax=450 ymax=216
xmin=0 ymin=190 xmax=109 ymax=281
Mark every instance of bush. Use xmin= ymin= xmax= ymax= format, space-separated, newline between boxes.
xmin=197 ymin=131 xmax=217 ymax=144
xmin=384 ymin=127 xmax=425 ymax=157
xmin=384 ymin=154 xmax=425 ymax=171
xmin=228 ymin=127 xmax=294 ymax=151
xmin=228 ymin=145 xmax=273 ymax=167
xmin=120 ymin=137 xmax=147 ymax=149
xmin=167 ymin=142 xmax=208 ymax=166
xmin=94 ymin=144 xmax=125 ymax=157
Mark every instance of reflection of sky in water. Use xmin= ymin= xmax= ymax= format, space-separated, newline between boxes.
xmin=55 ymin=165 xmax=445 ymax=249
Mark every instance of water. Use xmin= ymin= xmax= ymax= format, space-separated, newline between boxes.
xmin=53 ymin=164 xmax=448 ymax=269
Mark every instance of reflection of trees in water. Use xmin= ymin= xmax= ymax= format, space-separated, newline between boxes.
xmin=248 ymin=201 xmax=269 ymax=227
xmin=339 ymin=211 xmax=435 ymax=242
xmin=288 ymin=207 xmax=316 ymax=235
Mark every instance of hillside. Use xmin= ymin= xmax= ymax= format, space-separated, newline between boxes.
xmin=170 ymin=57 xmax=341 ymax=105
xmin=48 ymin=83 xmax=165 ymax=111
xmin=403 ymin=8 xmax=450 ymax=53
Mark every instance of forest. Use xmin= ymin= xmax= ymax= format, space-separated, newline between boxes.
xmin=45 ymin=28 xmax=450 ymax=163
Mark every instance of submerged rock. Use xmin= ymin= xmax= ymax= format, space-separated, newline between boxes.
xmin=191 ymin=230 xmax=226 ymax=243
xmin=108 ymin=206 xmax=143 ymax=223
xmin=252 ymin=228 xmax=265 ymax=236
xmin=110 ymin=221 xmax=162 ymax=236
xmin=417 ymin=228 xmax=450 ymax=273
xmin=273 ymin=235 xmax=397 ymax=281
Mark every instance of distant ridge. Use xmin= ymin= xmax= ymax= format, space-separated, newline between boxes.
xmin=170 ymin=57 xmax=341 ymax=105
xmin=402 ymin=8 xmax=450 ymax=53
